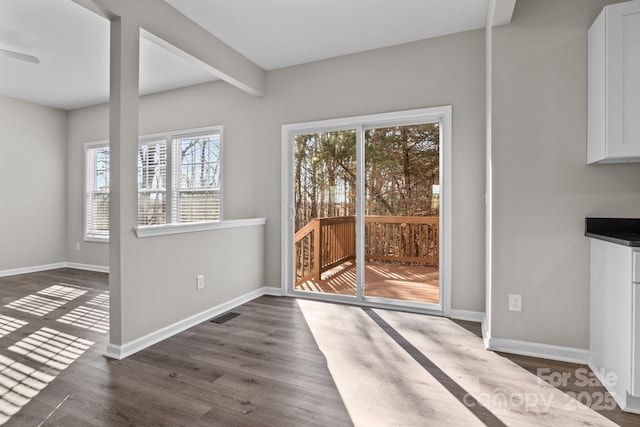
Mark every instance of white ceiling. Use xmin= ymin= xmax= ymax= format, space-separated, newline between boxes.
xmin=0 ymin=0 xmax=489 ymax=111
xmin=164 ymin=0 xmax=489 ymax=70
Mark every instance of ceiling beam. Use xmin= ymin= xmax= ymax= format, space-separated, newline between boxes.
xmin=71 ymin=0 xmax=266 ymax=97
xmin=488 ymin=0 xmax=516 ymax=28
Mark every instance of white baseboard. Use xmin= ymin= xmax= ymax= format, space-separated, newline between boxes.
xmin=588 ymin=361 xmax=640 ymax=414
xmin=481 ymin=317 xmax=491 ymax=349
xmin=104 ymin=285 xmax=274 ymax=360
xmin=0 ymin=262 xmax=108 ymax=277
xmin=449 ymin=309 xmax=485 ymax=323
xmin=486 ymin=336 xmax=589 ymax=365
xmin=263 ymin=286 xmax=283 ymax=296
xmin=0 ymin=262 xmax=66 ymax=278
xmin=65 ymin=262 xmax=109 ymax=273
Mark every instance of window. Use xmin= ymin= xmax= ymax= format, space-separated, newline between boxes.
xmin=173 ymin=134 xmax=221 ymax=223
xmin=84 ymin=126 xmax=222 ymax=241
xmin=85 ymin=143 xmax=110 ymax=241
xmin=138 ymin=139 xmax=167 ymax=226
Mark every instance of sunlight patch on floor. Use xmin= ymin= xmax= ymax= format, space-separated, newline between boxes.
xmin=4 ymin=285 xmax=88 ymax=317
xmin=57 ymin=306 xmax=109 ymax=334
xmin=0 ymin=326 xmax=93 ymax=425
xmin=86 ymin=291 xmax=109 ymax=310
xmin=0 ymin=354 xmax=56 ymax=425
xmin=0 ymin=315 xmax=27 ymax=339
xmin=0 ymin=275 xmax=106 ymax=426
xmin=4 ymin=295 xmax=67 ymax=317
xmin=8 ymin=327 xmax=94 ymax=371
xmin=296 ymin=299 xmax=618 ymax=427
xmin=37 ymin=285 xmax=87 ymax=301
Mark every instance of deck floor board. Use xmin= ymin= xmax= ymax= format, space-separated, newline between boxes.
xmin=296 ymin=261 xmax=440 ymax=304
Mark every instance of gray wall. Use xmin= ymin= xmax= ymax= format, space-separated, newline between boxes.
xmin=490 ymin=0 xmax=640 ymax=349
xmin=66 ymin=28 xmax=488 ymax=340
xmin=0 ymin=96 xmax=67 ymax=271
xmin=262 ymin=32 xmax=486 ymax=314
xmin=68 ymin=88 xmax=269 ymax=342
xmin=67 ymin=104 xmax=110 ymax=267
xmin=9 ymin=0 xmax=640 ymax=354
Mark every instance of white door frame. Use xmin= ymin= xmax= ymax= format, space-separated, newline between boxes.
xmin=281 ymin=106 xmax=452 ymax=316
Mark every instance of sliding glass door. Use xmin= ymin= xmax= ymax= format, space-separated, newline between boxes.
xmin=363 ymin=124 xmax=440 ymax=304
xmin=293 ymin=129 xmax=357 ymax=296
xmin=283 ymin=107 xmax=450 ymax=313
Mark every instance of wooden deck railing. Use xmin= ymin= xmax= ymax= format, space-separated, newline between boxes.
xmin=294 ymin=215 xmax=438 ymax=286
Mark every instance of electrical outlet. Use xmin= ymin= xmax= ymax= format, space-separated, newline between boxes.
xmin=508 ymin=294 xmax=522 ymax=312
xmin=75 ymin=242 xmax=80 ymax=251
xmin=196 ymin=274 xmax=205 ymax=290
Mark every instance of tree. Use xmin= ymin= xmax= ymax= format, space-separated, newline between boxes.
xmin=365 ymin=123 xmax=439 ymax=216
xmin=293 ymin=123 xmax=439 ymax=231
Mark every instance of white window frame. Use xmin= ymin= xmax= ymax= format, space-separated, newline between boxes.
xmin=136 ymin=126 xmax=223 ymax=235
xmin=169 ymin=128 xmax=223 ymax=225
xmin=84 ymin=141 xmax=110 ymax=242
xmin=83 ymin=126 xmax=224 ymax=241
xmin=281 ymin=106 xmax=452 ymax=316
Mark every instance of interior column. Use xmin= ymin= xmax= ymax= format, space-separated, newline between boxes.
xmin=107 ymin=16 xmax=139 ymax=355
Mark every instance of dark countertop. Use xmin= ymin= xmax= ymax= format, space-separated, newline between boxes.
xmin=585 ymin=218 xmax=640 ymax=247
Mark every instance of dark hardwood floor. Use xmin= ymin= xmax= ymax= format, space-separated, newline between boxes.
xmin=0 ymin=268 xmax=638 ymax=426
xmin=0 ymin=269 xmax=350 ymax=426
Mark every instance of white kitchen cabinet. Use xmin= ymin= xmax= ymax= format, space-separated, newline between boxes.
xmin=588 ymin=0 xmax=640 ymax=164
xmin=589 ymin=238 xmax=640 ymax=413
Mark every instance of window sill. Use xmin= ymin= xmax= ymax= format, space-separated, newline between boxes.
xmin=134 ymin=218 xmax=267 ymax=238
xmin=84 ymin=235 xmax=109 ymax=243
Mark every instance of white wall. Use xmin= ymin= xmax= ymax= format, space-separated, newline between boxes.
xmin=67 ymin=29 xmax=487 ymax=345
xmin=0 ymin=96 xmax=67 ymax=272
xmin=490 ymin=0 xmax=640 ymax=349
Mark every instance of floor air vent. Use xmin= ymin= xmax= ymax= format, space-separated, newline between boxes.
xmin=210 ymin=312 xmax=240 ymax=324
